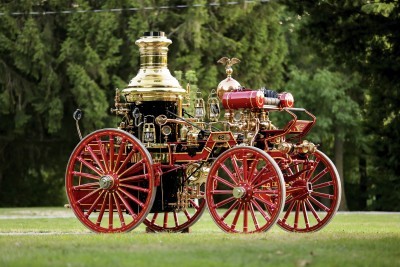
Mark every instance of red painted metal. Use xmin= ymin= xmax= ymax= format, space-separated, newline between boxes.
xmin=276 ymin=150 xmax=341 ymax=232
xmin=278 ymin=92 xmax=294 ymax=108
xmin=65 ymin=128 xmax=156 ymax=233
xmin=205 ymin=146 xmax=285 ymax=233
xmin=222 ymin=90 xmax=264 ymax=109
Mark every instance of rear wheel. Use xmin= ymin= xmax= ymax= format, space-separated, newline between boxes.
xmin=277 ymin=150 xmax=341 ymax=232
xmin=206 ymin=146 xmax=285 ymax=233
xmin=144 ymin=184 xmax=206 ymax=232
xmin=65 ymin=129 xmax=156 ymax=233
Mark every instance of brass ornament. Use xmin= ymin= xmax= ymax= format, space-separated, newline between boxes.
xmin=216 ymin=57 xmax=241 ymax=100
xmin=122 ymin=32 xmax=186 ymax=102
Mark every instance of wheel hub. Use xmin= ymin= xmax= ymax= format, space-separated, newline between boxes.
xmin=307 ymin=182 xmax=313 ymax=192
xmin=99 ymin=175 xmax=114 ymax=190
xmin=232 ymin=187 xmax=246 ymax=199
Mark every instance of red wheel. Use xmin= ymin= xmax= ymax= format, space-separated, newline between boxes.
xmin=144 ymin=184 xmax=206 ymax=232
xmin=206 ymin=146 xmax=285 ymax=233
xmin=277 ymin=150 xmax=341 ymax=232
xmin=65 ymin=128 xmax=156 ymax=233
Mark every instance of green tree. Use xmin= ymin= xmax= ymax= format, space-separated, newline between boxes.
xmin=0 ymin=1 xmax=124 ymax=206
xmin=0 ymin=0 xmax=290 ymax=206
xmin=282 ymin=0 xmax=400 ymax=210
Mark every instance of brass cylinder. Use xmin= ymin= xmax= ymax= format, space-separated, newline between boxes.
xmin=122 ymin=32 xmax=186 ymax=102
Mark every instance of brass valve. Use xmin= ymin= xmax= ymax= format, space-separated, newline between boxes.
xmin=278 ymin=140 xmax=317 ymax=155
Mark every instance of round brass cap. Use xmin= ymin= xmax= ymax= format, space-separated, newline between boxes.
xmin=217 ymin=77 xmax=241 ymax=100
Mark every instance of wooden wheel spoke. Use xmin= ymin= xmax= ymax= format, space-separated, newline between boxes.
xmin=77 ymin=188 xmax=102 ymax=204
xmin=248 ymin=158 xmax=260 ymax=182
xmin=294 ymin=200 xmax=301 ymax=229
xmin=230 ymin=202 xmax=243 ymax=230
xmin=86 ymin=144 xmax=107 ymax=173
xmin=115 ymin=191 xmax=137 ymax=218
xmin=184 ymin=209 xmax=191 ymax=220
xmin=230 ymin=155 xmax=242 ymax=181
xmin=305 ymin=199 xmax=321 ymax=222
xmin=116 ymin=149 xmax=138 ymax=175
xmin=309 ymin=167 xmax=329 ymax=184
xmin=250 ymin=165 xmax=270 ymax=185
xmin=119 ymin=159 xmax=145 ymax=178
xmin=243 ymin=202 xmax=249 ymax=232
xmin=119 ymin=173 xmax=148 ymax=183
xmin=72 ymin=171 xmax=100 ymax=180
xmin=189 ymin=199 xmax=200 ymax=210
xmin=253 ymin=195 xmax=277 ymax=209
xmin=311 ymin=191 xmax=334 ymax=199
xmin=214 ymin=196 xmax=236 ymax=208
xmin=249 ymin=202 xmax=260 ymax=230
xmin=250 ymin=199 xmax=270 ymax=222
xmin=118 ymin=187 xmax=145 ymax=208
xmin=285 ymin=191 xmax=309 ymax=204
xmin=253 ymin=175 xmax=273 ymax=188
xmin=96 ymin=193 xmax=108 ymax=226
xmin=119 ymin=183 xmax=150 ymax=193
xmin=73 ymin=182 xmax=99 ymax=190
xmin=313 ymin=181 xmax=334 ymax=189
xmin=284 ymin=194 xmax=295 ymax=205
xmin=84 ymin=191 xmax=105 ymax=218
xmin=109 ymin=135 xmax=115 ymax=171
xmin=309 ymin=195 xmax=330 ymax=212
xmin=303 ymin=158 xmax=320 ymax=179
xmin=213 ymin=175 xmax=236 ymax=188
xmin=173 ymin=211 xmax=179 ymax=227
xmin=286 ymin=185 xmax=305 ymax=195
xmin=113 ymin=193 xmax=125 ymax=227
xmin=242 ymin=155 xmax=248 ymax=182
xmin=163 ymin=212 xmax=168 ymax=228
xmin=150 ymin=213 xmax=158 ymax=224
xmin=77 ymin=156 xmax=102 ymax=176
xmin=96 ymin=137 xmax=109 ymax=172
xmin=220 ymin=163 xmax=239 ymax=184
xmin=221 ymin=200 xmax=239 ymax=220
xmin=108 ymin=192 xmax=113 ymax=229
xmin=302 ymin=201 xmax=310 ymax=229
xmin=211 ymin=190 xmax=233 ymax=195
xmin=281 ymin=199 xmax=296 ymax=224
xmin=113 ymin=138 xmax=127 ymax=172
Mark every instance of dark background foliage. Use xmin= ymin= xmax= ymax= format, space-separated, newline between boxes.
xmin=0 ymin=0 xmax=399 ymax=210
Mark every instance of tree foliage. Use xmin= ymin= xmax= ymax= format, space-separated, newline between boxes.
xmin=0 ymin=0 xmax=288 ymax=206
xmin=282 ymin=0 xmax=400 ymax=210
xmin=1 ymin=0 xmax=398 ymax=210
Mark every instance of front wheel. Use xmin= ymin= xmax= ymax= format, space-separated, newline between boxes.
xmin=206 ymin=146 xmax=285 ymax=233
xmin=65 ymin=129 xmax=156 ymax=233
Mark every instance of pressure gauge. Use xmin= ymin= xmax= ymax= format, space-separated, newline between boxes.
xmin=161 ymin=125 xmax=172 ymax=136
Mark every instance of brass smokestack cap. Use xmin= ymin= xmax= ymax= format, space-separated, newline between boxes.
xmin=122 ymin=31 xmax=186 ymax=102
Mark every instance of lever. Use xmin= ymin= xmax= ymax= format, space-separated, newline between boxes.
xmin=73 ymin=109 xmax=83 ymax=140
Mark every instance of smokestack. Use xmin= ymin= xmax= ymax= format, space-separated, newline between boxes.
xmin=122 ymin=31 xmax=186 ymax=102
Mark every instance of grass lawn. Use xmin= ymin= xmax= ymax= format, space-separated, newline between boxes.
xmin=0 ymin=208 xmax=399 ymax=267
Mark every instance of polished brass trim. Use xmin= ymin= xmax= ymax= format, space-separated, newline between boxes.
xmin=122 ymin=32 xmax=186 ymax=102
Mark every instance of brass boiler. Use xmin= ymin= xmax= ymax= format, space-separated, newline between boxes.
xmin=122 ymin=31 xmax=186 ymax=117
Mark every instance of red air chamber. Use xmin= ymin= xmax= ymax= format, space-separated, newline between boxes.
xmin=222 ymin=90 xmax=264 ymax=109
